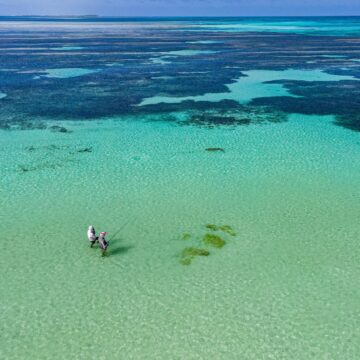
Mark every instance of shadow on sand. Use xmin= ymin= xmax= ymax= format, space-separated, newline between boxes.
xmin=107 ymin=237 xmax=134 ymax=257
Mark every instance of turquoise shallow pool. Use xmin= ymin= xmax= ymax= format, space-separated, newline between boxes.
xmin=139 ymin=69 xmax=359 ymax=106
xmin=1 ymin=17 xmax=360 ymax=359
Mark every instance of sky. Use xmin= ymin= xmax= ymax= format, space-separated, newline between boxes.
xmin=0 ymin=0 xmax=359 ymax=17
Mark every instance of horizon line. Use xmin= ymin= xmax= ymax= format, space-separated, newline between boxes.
xmin=1 ymin=15 xmax=360 ymax=18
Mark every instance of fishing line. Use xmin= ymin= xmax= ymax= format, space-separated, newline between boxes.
xmin=109 ymin=215 xmax=135 ymax=242
xmin=103 ymin=215 xmax=137 ymax=266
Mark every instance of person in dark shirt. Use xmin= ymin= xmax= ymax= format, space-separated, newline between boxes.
xmin=98 ymin=231 xmax=109 ymax=256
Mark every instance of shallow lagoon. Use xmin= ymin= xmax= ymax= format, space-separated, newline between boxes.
xmin=50 ymin=46 xmax=85 ymax=51
xmin=43 ymin=68 xmax=98 ymax=78
xmin=139 ymin=69 xmax=359 ymax=106
xmin=165 ymin=49 xmax=217 ymax=56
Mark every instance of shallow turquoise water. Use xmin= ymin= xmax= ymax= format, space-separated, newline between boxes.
xmin=188 ymin=18 xmax=360 ymax=36
xmin=149 ymin=49 xmax=217 ymax=65
xmin=43 ymin=68 xmax=98 ymax=78
xmin=165 ymin=49 xmax=217 ymax=56
xmin=188 ymin=40 xmax=220 ymax=44
xmin=50 ymin=46 xmax=85 ymax=51
xmin=139 ymin=69 xmax=359 ymax=106
xmin=1 ymin=114 xmax=360 ymax=359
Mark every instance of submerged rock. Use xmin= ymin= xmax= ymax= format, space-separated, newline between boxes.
xmin=77 ymin=147 xmax=93 ymax=153
xmin=18 ymin=165 xmax=30 ymax=172
xmin=205 ymin=147 xmax=225 ymax=153
xmin=203 ymin=233 xmax=226 ymax=248
xmin=25 ymin=146 xmax=36 ymax=152
xmin=49 ymin=125 xmax=70 ymax=133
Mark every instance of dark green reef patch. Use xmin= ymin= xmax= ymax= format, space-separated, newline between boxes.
xmin=49 ymin=125 xmax=71 ymax=133
xmin=218 ymin=225 xmax=237 ymax=237
xmin=203 ymin=233 xmax=226 ymax=248
xmin=178 ymin=223 xmax=236 ymax=265
xmin=205 ymin=224 xmax=237 ymax=236
xmin=180 ymin=247 xmax=210 ymax=265
xmin=178 ymin=106 xmax=288 ymax=128
xmin=250 ymin=79 xmax=360 ymax=131
xmin=181 ymin=232 xmax=191 ymax=241
xmin=205 ymin=224 xmax=218 ymax=231
xmin=333 ymin=113 xmax=360 ymax=132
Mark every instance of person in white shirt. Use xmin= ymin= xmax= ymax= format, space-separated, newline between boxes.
xmin=87 ymin=225 xmax=98 ymax=247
